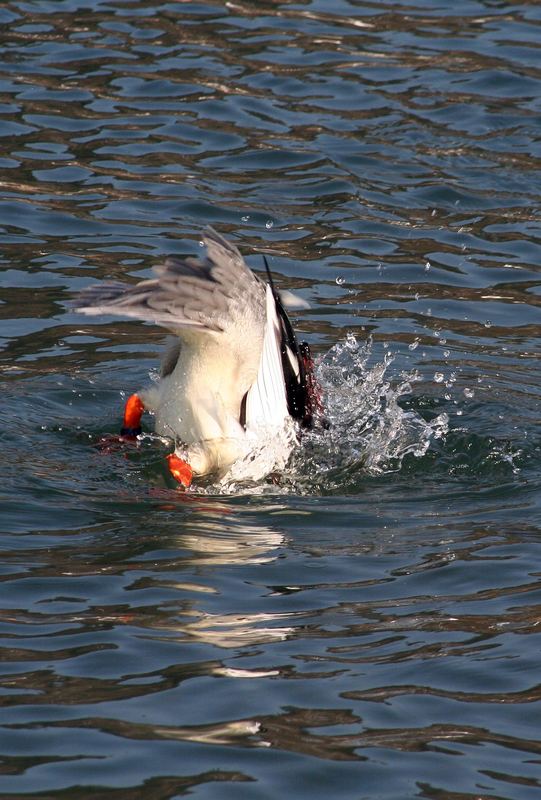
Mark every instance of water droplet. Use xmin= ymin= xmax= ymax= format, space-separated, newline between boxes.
xmin=445 ymin=372 xmax=456 ymax=389
xmin=484 ymin=320 xmax=492 ymax=328
xmin=408 ymin=339 xmax=419 ymax=351
xmin=434 ymin=372 xmax=444 ymax=383
xmin=265 ymin=220 xmax=274 ymax=229
xmin=456 ymin=409 xmax=463 ymax=416
xmin=464 ymin=387 xmax=474 ymax=398
xmin=336 ymin=276 xmax=345 ymax=285
xmin=241 ymin=215 xmax=250 ymax=222
xmin=431 ymin=209 xmax=437 ymax=217
xmin=424 ymin=261 xmax=431 ymax=272
xmin=443 ymin=350 xmax=450 ymax=358
xmin=345 ymin=332 xmax=358 ymax=350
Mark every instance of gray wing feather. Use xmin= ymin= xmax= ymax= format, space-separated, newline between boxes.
xmin=74 ymin=228 xmax=264 ymax=334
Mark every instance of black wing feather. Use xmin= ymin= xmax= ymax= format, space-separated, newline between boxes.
xmin=263 ymin=256 xmax=312 ymax=429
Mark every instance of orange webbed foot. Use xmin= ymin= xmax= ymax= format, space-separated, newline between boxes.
xmin=167 ymin=453 xmax=193 ymax=488
xmin=120 ymin=393 xmax=145 ymax=439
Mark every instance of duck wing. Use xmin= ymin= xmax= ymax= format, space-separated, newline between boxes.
xmin=244 ymin=285 xmax=291 ymax=431
xmin=244 ymin=283 xmax=314 ymax=435
xmin=74 ymin=227 xmax=265 ymax=336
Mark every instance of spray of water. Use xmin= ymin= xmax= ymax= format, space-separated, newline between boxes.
xmin=215 ymin=334 xmax=449 ymax=495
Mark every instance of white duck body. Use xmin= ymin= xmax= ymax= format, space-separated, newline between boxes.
xmin=143 ymin=285 xmax=293 ymax=478
xmin=76 ymin=229 xmax=309 ymax=482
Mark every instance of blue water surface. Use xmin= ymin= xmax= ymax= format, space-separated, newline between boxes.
xmin=1 ymin=1 xmax=541 ymax=798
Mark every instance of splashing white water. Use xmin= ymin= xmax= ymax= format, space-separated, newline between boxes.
xmin=312 ymin=334 xmax=448 ymax=476
xmin=214 ymin=334 xmax=448 ymax=494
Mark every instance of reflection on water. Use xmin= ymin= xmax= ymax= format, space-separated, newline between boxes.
xmin=1 ymin=0 xmax=541 ymax=797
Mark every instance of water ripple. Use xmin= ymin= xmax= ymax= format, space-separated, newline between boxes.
xmin=2 ymin=0 xmax=541 ymax=797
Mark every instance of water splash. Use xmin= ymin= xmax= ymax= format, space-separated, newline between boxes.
xmin=319 ymin=334 xmax=448 ymax=471
xmin=288 ymin=334 xmax=448 ymax=491
xmin=215 ymin=335 xmax=448 ymax=495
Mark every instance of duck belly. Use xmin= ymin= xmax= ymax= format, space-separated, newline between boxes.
xmin=153 ymin=340 xmax=249 ymax=476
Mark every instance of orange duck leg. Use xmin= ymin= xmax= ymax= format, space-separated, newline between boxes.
xmin=120 ymin=393 xmax=145 ymax=439
xmin=120 ymin=393 xmax=192 ymax=487
xmin=167 ymin=453 xmax=193 ymax=488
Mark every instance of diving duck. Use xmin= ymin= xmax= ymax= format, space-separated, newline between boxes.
xmin=75 ymin=228 xmax=321 ymax=487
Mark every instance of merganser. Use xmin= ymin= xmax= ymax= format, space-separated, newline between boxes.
xmin=75 ymin=228 xmax=321 ymax=487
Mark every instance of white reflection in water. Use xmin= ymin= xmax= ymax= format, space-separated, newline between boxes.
xmin=178 ymin=520 xmax=284 ymax=566
xmin=178 ymin=610 xmax=294 ymax=649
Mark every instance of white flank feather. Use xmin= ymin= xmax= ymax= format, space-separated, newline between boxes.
xmin=244 ymin=285 xmax=289 ymax=432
